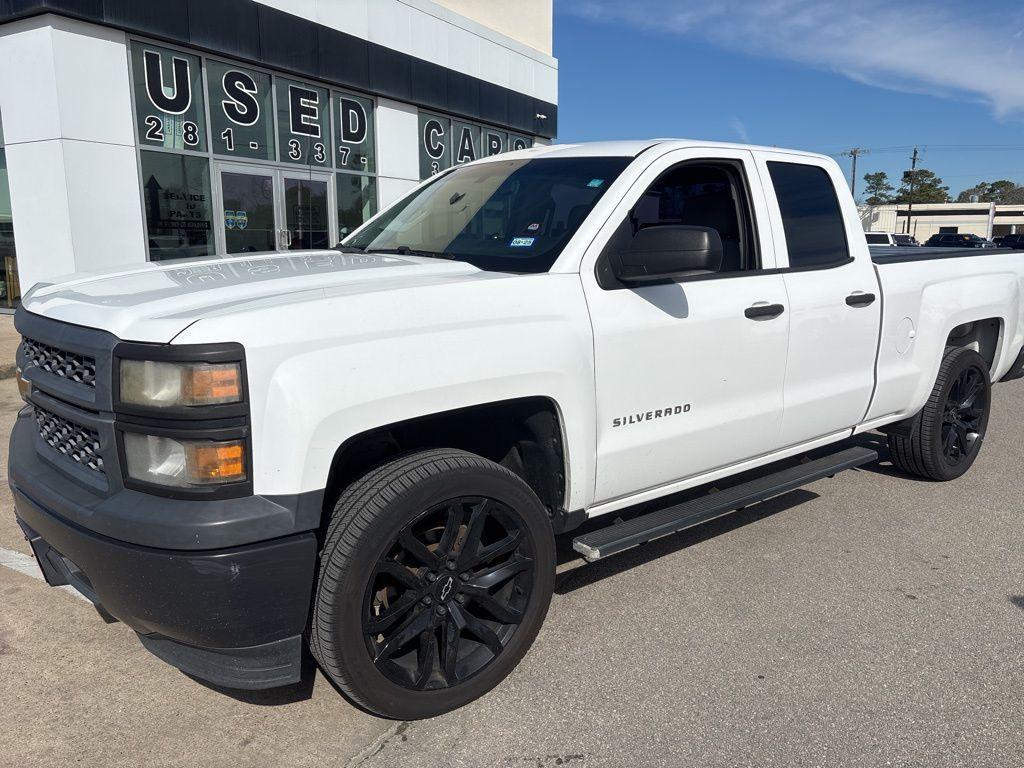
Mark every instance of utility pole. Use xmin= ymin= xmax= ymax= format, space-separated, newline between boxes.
xmin=841 ymin=148 xmax=868 ymax=199
xmin=905 ymin=147 xmax=919 ymax=235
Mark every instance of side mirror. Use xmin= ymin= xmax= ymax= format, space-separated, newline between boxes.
xmin=611 ymin=225 xmax=724 ymax=284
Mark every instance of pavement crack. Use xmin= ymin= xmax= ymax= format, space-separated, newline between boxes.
xmin=344 ymin=721 xmax=412 ymax=767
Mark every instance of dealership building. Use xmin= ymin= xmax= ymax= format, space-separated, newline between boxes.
xmin=0 ymin=0 xmax=558 ymax=308
xmin=862 ymin=202 xmax=1024 ymax=241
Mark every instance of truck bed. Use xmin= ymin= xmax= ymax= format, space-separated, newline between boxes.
xmin=870 ymin=246 xmax=1024 ymax=264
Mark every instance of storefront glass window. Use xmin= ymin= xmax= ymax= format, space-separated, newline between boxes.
xmin=140 ymin=151 xmax=215 ymax=261
xmin=207 ymin=60 xmax=276 ymax=162
xmin=337 ymin=174 xmax=378 ymax=238
xmin=275 ymin=77 xmax=331 ymax=168
xmin=0 ymin=110 xmax=20 ymax=308
xmin=131 ymin=43 xmax=207 ymax=152
xmin=334 ymin=91 xmax=376 ymax=174
xmin=419 ymin=112 xmax=451 ymax=179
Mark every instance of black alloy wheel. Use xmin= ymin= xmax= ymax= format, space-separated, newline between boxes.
xmin=363 ymin=496 xmax=535 ymax=691
xmin=888 ymin=346 xmax=992 ymax=481
xmin=940 ymin=364 xmax=988 ymax=466
xmin=311 ymin=449 xmax=555 ymax=720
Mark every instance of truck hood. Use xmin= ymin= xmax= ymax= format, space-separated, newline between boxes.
xmin=22 ymin=251 xmax=490 ymax=343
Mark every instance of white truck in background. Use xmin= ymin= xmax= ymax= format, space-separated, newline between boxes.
xmin=10 ymin=139 xmax=1024 ymax=720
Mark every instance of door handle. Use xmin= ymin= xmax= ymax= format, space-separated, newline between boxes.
xmin=846 ymin=292 xmax=877 ymax=307
xmin=744 ymin=303 xmax=786 ymax=320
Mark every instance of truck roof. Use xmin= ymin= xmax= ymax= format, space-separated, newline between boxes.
xmin=480 ymin=139 xmax=833 ymax=163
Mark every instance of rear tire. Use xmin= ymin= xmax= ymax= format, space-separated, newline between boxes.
xmin=888 ymin=346 xmax=991 ymax=481
xmin=310 ymin=449 xmax=555 ymax=720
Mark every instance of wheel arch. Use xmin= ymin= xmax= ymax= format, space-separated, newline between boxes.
xmin=322 ymin=397 xmax=571 ymax=532
xmin=945 ymin=316 xmax=1004 ymax=374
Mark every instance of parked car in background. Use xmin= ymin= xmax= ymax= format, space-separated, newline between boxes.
xmin=866 ymin=232 xmax=919 ymax=247
xmin=893 ymin=233 xmax=920 ymax=247
xmin=994 ymin=234 xmax=1024 ymax=249
xmin=924 ymin=233 xmax=996 ymax=248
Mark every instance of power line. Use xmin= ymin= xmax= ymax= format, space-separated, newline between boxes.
xmin=840 ymin=148 xmax=869 ymax=197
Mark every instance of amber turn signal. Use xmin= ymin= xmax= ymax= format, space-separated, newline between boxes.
xmin=186 ymin=440 xmax=247 ymax=483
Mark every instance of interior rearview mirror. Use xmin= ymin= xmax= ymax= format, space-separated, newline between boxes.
xmin=611 ymin=225 xmax=724 ymax=284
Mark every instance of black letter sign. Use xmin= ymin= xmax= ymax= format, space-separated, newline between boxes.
xmin=144 ymin=50 xmax=192 ymax=114
xmin=221 ymin=70 xmax=260 ymax=126
xmin=339 ymin=97 xmax=367 ymax=144
xmin=289 ymin=86 xmax=321 ymax=138
xmin=424 ymin=119 xmax=445 ymax=159
xmin=456 ymin=126 xmax=477 ymax=163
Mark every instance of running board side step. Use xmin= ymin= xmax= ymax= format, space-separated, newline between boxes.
xmin=572 ymin=447 xmax=878 ymax=562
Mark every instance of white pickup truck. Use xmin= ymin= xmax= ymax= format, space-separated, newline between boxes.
xmin=10 ymin=140 xmax=1024 ymax=720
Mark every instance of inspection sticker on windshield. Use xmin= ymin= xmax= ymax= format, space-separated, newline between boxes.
xmin=510 ymin=237 xmax=535 ymax=247
xmin=587 ymin=178 xmax=605 ymax=188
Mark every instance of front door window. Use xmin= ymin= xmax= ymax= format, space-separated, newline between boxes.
xmin=221 ymin=171 xmax=276 ymax=253
xmin=284 ymin=177 xmax=330 ymax=250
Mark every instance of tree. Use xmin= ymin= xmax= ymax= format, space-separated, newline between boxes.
xmin=956 ymin=180 xmax=1022 ymax=203
xmin=895 ymin=168 xmax=950 ymax=204
xmin=862 ymin=171 xmax=895 ymax=205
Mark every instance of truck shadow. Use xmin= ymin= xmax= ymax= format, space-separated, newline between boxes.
xmin=1011 ymin=596 xmax=1024 ymax=611
xmin=554 ymin=431 xmax=910 ymax=595
xmin=185 ymin=656 xmax=318 ymax=706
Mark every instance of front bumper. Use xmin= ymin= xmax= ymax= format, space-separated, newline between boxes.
xmin=13 ymin=486 xmax=316 ymax=689
xmin=10 ymin=409 xmax=320 ymax=689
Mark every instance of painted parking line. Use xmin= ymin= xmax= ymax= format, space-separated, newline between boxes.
xmin=0 ymin=546 xmax=91 ymax=603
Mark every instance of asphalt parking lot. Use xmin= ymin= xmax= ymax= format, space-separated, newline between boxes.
xmin=1 ymin=375 xmax=1022 ymax=768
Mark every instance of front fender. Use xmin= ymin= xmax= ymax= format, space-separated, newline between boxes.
xmin=175 ymin=273 xmax=598 ymax=513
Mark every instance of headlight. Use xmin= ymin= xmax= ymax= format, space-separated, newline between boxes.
xmin=120 ymin=360 xmax=242 ymax=408
xmin=123 ymin=433 xmax=247 ymax=487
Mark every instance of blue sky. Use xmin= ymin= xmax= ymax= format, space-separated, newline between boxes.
xmin=553 ymin=0 xmax=1024 ymax=201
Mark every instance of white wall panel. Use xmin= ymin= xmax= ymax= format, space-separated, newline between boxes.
xmin=254 ymin=0 xmax=559 ymax=104
xmin=407 ymin=11 xmax=448 ymax=69
xmin=375 ymin=98 xmax=419 ymax=181
xmin=316 ymin=0 xmax=369 ymax=39
xmin=534 ymin=62 xmax=558 ymax=104
xmin=367 ymin=0 xmax=413 ymax=53
xmin=378 ymin=176 xmax=418 ymax=208
xmin=0 ymin=23 xmax=61 ymax=144
xmin=446 ymin=24 xmax=479 ymax=80
xmin=51 ymin=23 xmax=134 ymax=146
xmin=477 ymin=40 xmax=510 ymax=91
xmin=4 ymin=140 xmax=75 ymax=290
xmin=62 ymin=140 xmax=146 ymax=274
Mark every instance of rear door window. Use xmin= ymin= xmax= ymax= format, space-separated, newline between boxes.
xmin=865 ymin=233 xmax=889 ymax=244
xmin=768 ymin=162 xmax=850 ymax=268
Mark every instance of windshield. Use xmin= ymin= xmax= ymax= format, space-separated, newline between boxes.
xmin=344 ymin=156 xmax=632 ymax=273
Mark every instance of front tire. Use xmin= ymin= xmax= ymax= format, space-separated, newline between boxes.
xmin=310 ymin=449 xmax=555 ymax=720
xmin=888 ymin=346 xmax=992 ymax=481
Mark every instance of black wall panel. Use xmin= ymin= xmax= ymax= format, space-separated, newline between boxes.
xmin=317 ymin=26 xmax=369 ymax=92
xmin=104 ymin=0 xmax=188 ymax=42
xmin=188 ymin=0 xmax=260 ymax=62
xmin=367 ymin=44 xmax=412 ymax=102
xmin=0 ymin=0 xmax=557 ymax=138
xmin=411 ymin=58 xmax=447 ymax=112
xmin=446 ymin=70 xmax=480 ymax=120
xmin=257 ymin=5 xmax=317 ymax=75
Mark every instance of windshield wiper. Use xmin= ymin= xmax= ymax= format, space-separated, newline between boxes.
xmin=366 ymin=246 xmax=457 ymax=260
xmin=334 ymin=244 xmax=367 ymax=253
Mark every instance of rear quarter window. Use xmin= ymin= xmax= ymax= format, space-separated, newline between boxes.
xmin=768 ymin=162 xmax=850 ymax=268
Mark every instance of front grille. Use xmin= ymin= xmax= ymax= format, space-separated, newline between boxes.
xmin=21 ymin=337 xmax=97 ymax=388
xmin=33 ymin=407 xmax=104 ymax=475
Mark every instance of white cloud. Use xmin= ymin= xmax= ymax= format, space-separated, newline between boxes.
xmin=560 ymin=0 xmax=1024 ymax=118
xmin=729 ymin=117 xmax=750 ymax=143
